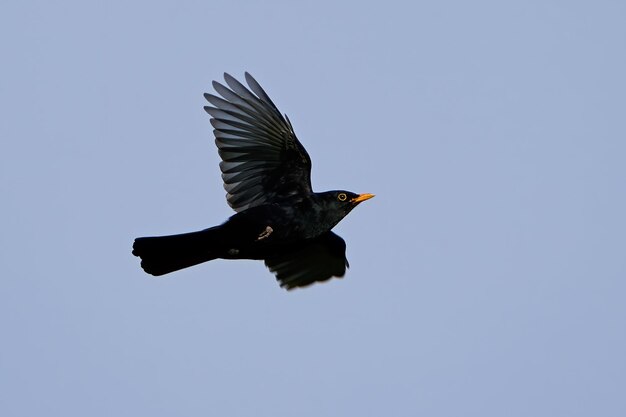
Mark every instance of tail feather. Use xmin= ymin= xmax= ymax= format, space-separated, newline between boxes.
xmin=132 ymin=227 xmax=223 ymax=276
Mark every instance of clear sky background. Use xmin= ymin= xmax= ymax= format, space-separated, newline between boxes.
xmin=1 ymin=1 xmax=625 ymax=416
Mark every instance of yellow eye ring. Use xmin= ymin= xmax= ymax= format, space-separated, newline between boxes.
xmin=338 ymin=193 xmax=347 ymax=202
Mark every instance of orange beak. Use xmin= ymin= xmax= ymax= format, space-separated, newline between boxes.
xmin=351 ymin=193 xmax=375 ymax=204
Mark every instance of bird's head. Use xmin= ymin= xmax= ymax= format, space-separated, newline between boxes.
xmin=315 ymin=190 xmax=375 ymax=228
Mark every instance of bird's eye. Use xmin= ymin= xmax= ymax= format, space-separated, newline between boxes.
xmin=338 ymin=193 xmax=347 ymax=202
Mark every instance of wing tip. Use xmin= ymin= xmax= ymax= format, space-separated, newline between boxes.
xmin=211 ymin=80 xmax=224 ymax=91
xmin=244 ymin=71 xmax=255 ymax=85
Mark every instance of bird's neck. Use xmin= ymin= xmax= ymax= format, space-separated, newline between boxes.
xmin=297 ymin=195 xmax=344 ymax=237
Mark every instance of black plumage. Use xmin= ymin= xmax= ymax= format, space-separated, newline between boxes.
xmin=132 ymin=73 xmax=373 ymax=290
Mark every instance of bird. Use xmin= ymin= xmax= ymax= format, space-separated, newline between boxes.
xmin=132 ymin=72 xmax=374 ymax=290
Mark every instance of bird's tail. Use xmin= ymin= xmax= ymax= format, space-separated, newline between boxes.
xmin=132 ymin=226 xmax=225 ymax=276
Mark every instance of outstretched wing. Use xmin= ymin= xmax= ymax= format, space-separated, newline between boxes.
xmin=204 ymin=72 xmax=313 ymax=212
xmin=264 ymin=232 xmax=349 ymax=290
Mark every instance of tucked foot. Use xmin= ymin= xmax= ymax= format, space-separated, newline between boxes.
xmin=256 ymin=226 xmax=273 ymax=241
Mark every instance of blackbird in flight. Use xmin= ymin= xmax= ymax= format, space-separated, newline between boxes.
xmin=132 ymin=73 xmax=374 ymax=289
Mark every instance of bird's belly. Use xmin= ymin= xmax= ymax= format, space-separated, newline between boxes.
xmin=219 ymin=205 xmax=326 ymax=259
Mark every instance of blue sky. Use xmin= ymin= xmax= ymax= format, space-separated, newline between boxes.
xmin=1 ymin=1 xmax=625 ymax=416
